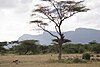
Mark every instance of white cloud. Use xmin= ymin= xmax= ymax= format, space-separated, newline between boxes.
xmin=0 ymin=0 xmax=34 ymax=41
xmin=20 ymin=0 xmax=33 ymax=4
xmin=0 ymin=0 xmax=18 ymax=8
xmin=0 ymin=0 xmax=100 ymax=41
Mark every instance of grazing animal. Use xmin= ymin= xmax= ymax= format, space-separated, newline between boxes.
xmin=12 ymin=60 xmax=20 ymax=64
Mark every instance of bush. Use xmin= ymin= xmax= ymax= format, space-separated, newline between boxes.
xmin=82 ymin=53 xmax=91 ymax=60
xmin=73 ymin=58 xmax=87 ymax=63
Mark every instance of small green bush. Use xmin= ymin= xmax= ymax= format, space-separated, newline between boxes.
xmin=82 ymin=53 xmax=91 ymax=60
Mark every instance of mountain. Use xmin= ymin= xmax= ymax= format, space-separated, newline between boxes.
xmin=64 ymin=28 xmax=100 ymax=44
xmin=18 ymin=28 xmax=100 ymax=45
xmin=18 ymin=32 xmax=54 ymax=45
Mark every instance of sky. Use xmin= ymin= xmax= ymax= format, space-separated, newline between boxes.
xmin=0 ymin=0 xmax=100 ymax=41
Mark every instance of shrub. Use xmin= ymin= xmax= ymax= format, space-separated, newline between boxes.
xmin=73 ymin=58 xmax=87 ymax=63
xmin=82 ymin=53 xmax=91 ymax=60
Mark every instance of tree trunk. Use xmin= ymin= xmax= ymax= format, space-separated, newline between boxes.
xmin=58 ymin=33 xmax=64 ymax=60
xmin=58 ymin=42 xmax=62 ymax=61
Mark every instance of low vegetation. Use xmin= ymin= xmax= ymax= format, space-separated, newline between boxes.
xmin=82 ymin=53 xmax=91 ymax=60
xmin=0 ymin=54 xmax=100 ymax=67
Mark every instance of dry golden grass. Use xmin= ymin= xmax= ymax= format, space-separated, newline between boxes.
xmin=0 ymin=54 xmax=100 ymax=67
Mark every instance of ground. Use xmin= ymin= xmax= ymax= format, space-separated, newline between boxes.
xmin=0 ymin=54 xmax=100 ymax=67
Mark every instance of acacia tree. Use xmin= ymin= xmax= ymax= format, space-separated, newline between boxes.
xmin=30 ymin=0 xmax=89 ymax=60
xmin=14 ymin=40 xmax=39 ymax=55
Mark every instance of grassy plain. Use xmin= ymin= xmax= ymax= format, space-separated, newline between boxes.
xmin=0 ymin=54 xmax=100 ymax=67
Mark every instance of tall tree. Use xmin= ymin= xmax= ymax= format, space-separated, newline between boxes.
xmin=30 ymin=0 xmax=89 ymax=60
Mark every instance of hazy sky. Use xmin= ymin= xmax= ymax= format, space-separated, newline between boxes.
xmin=0 ymin=0 xmax=100 ymax=41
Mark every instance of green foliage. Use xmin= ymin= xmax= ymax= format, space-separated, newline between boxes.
xmin=0 ymin=41 xmax=7 ymax=46
xmin=82 ymin=53 xmax=91 ymax=60
xmin=89 ymin=40 xmax=98 ymax=44
xmin=91 ymin=44 xmax=100 ymax=53
xmin=0 ymin=42 xmax=7 ymax=55
xmin=64 ymin=48 xmax=78 ymax=53
xmin=78 ymin=48 xmax=84 ymax=53
xmin=14 ymin=40 xmax=40 ymax=55
xmin=0 ymin=47 xmax=6 ymax=51
xmin=52 ymin=39 xmax=71 ymax=44
xmin=63 ymin=44 xmax=85 ymax=54
xmin=38 ymin=45 xmax=48 ymax=54
xmin=47 ymin=45 xmax=56 ymax=53
xmin=0 ymin=47 xmax=7 ymax=55
xmin=1 ymin=40 xmax=100 ymax=55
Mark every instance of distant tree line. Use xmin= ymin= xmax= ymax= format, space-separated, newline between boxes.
xmin=0 ymin=40 xmax=100 ymax=55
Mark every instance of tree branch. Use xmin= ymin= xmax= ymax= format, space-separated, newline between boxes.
xmin=38 ymin=24 xmax=59 ymax=39
xmin=40 ymin=9 xmax=59 ymax=27
xmin=62 ymin=12 xmax=78 ymax=21
xmin=50 ymin=1 xmax=62 ymax=19
xmin=55 ymin=26 xmax=59 ymax=34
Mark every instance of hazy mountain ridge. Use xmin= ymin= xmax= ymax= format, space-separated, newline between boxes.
xmin=18 ymin=28 xmax=100 ymax=45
